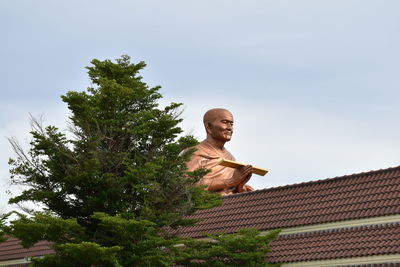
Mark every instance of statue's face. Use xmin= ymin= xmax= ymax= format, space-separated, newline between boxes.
xmin=207 ymin=110 xmax=234 ymax=142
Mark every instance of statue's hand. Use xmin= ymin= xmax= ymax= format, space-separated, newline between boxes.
xmin=237 ymin=183 xmax=254 ymax=193
xmin=229 ymin=165 xmax=252 ymax=187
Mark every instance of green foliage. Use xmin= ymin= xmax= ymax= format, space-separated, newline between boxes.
xmin=8 ymin=55 xmax=217 ymax=225
xmin=0 ymin=213 xmax=10 ymax=243
xmin=31 ymin=242 xmax=122 ymax=267
xmin=173 ymin=228 xmax=281 ymax=267
xmin=4 ymin=55 xmax=279 ymax=266
xmin=9 ymin=212 xmax=84 ymax=247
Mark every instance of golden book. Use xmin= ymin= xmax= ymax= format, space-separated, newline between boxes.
xmin=218 ymin=159 xmax=269 ymax=176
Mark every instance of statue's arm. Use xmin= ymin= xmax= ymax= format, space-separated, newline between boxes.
xmin=187 ymin=152 xmax=253 ymax=193
xmin=199 ymin=165 xmax=253 ymax=192
xmin=199 ymin=175 xmax=234 ymax=192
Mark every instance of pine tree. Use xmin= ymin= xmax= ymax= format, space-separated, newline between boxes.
xmin=3 ymin=56 xmax=280 ymax=267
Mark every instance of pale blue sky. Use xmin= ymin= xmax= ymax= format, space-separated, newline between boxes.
xmin=1 ymin=0 xmax=399 ymax=212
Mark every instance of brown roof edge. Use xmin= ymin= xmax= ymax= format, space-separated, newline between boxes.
xmin=278 ymin=221 xmax=400 ymax=238
xmin=224 ymin=165 xmax=400 ymax=198
xmin=268 ymin=222 xmax=400 ymax=263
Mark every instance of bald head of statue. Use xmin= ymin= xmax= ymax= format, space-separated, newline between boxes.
xmin=203 ymin=108 xmax=234 ymax=144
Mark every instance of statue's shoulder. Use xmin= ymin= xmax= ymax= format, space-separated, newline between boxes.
xmin=190 ymin=141 xmax=219 ymax=159
xmin=192 ymin=142 xmax=209 ymax=155
xmin=196 ymin=141 xmax=234 ymax=160
xmin=195 ymin=141 xmax=208 ymax=150
xmin=179 ymin=142 xmax=207 ymax=158
xmin=223 ymin=148 xmax=235 ymax=161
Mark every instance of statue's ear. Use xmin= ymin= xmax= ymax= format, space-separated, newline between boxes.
xmin=205 ymin=122 xmax=213 ymax=135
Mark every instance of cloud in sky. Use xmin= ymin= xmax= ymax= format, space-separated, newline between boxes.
xmin=1 ymin=0 xmax=399 ymax=212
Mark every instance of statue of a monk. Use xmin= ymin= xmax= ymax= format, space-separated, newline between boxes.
xmin=186 ymin=108 xmax=254 ymax=195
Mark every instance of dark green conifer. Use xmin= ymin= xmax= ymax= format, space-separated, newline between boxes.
xmin=3 ymin=56 xmax=279 ymax=267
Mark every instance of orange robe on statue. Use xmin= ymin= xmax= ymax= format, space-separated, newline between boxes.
xmin=187 ymin=140 xmax=243 ymax=195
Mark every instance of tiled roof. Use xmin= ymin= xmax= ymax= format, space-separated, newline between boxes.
xmin=2 ymin=166 xmax=400 ymax=265
xmin=340 ymin=264 xmax=400 ymax=267
xmin=0 ymin=264 xmax=29 ymax=267
xmin=177 ymin=166 xmax=400 ymax=238
xmin=0 ymin=237 xmax=53 ymax=262
xmin=268 ymin=222 xmax=400 ymax=263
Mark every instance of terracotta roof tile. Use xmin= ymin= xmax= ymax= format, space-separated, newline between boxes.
xmin=2 ymin=166 xmax=400 ymax=264
xmin=177 ymin=166 xmax=400 ymax=238
xmin=0 ymin=237 xmax=54 ymax=261
xmin=267 ymin=223 xmax=400 ymax=263
xmin=2 ymin=264 xmax=30 ymax=267
xmin=340 ymin=265 xmax=400 ymax=267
